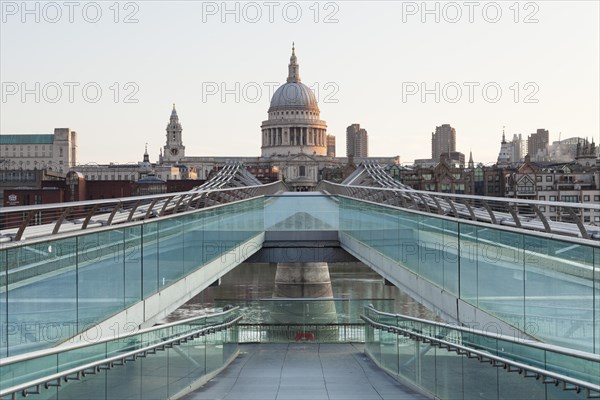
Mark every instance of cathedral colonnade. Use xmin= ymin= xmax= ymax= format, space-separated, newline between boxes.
xmin=262 ymin=127 xmax=327 ymax=147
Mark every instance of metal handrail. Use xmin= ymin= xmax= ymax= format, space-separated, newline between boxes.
xmin=364 ymin=307 xmax=600 ymax=363
xmin=335 ymin=193 xmax=600 ymax=248
xmin=0 ymin=181 xmax=287 ymax=243
xmin=320 ymin=181 xmax=600 ymax=212
xmin=361 ymin=314 xmax=600 ymax=399
xmin=319 ymin=180 xmax=600 ymax=239
xmin=0 ymin=181 xmax=285 ymax=215
xmin=0 ymin=313 xmax=242 ymax=399
xmin=0 ymin=307 xmax=240 ymax=367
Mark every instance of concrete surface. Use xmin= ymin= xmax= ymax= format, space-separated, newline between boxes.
xmin=181 ymin=343 xmax=429 ymax=400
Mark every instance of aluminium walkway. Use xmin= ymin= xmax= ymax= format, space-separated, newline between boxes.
xmin=182 ymin=343 xmax=427 ymax=400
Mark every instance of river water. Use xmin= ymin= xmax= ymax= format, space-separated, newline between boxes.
xmin=162 ymin=262 xmax=439 ymax=323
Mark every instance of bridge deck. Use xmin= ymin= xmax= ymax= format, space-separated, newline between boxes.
xmin=182 ymin=343 xmax=427 ymax=400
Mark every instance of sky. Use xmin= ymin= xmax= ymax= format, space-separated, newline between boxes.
xmin=1 ymin=1 xmax=599 ymax=165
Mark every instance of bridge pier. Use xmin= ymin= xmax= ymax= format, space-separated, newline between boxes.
xmin=270 ymin=262 xmax=338 ymax=340
xmin=273 ymin=262 xmax=334 ymax=298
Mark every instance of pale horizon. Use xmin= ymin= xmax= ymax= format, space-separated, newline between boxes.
xmin=1 ymin=1 xmax=598 ymax=165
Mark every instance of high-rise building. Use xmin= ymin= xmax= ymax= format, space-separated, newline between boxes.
xmin=346 ymin=124 xmax=368 ymax=157
xmin=326 ymin=134 xmax=336 ymax=157
xmin=511 ymin=134 xmax=525 ymax=163
xmin=355 ymin=128 xmax=368 ymax=157
xmin=346 ymin=124 xmax=359 ymax=157
xmin=431 ymin=124 xmax=456 ymax=161
xmin=527 ymin=129 xmax=549 ymax=161
xmin=498 ymin=130 xmax=526 ymax=166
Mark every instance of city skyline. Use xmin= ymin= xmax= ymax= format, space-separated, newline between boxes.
xmin=1 ymin=1 xmax=598 ymax=165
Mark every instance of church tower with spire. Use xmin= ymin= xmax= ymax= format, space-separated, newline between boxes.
xmin=497 ymin=126 xmax=512 ymax=166
xmin=163 ymin=104 xmax=185 ymax=163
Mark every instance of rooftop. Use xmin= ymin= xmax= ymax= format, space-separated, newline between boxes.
xmin=0 ymin=134 xmax=54 ymax=145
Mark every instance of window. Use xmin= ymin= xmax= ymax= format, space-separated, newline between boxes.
xmin=537 ymin=186 xmax=542 ymax=191
xmin=595 ymin=216 xmax=600 ymax=222
xmin=487 ymin=175 xmax=493 ymax=182
xmin=595 ymin=195 xmax=600 ymax=201
xmin=584 ymin=216 xmax=590 ymax=223
xmin=539 ymin=206 xmax=546 ymax=212
xmin=550 ymin=196 xmax=556 ymax=201
xmin=299 ymin=165 xmax=306 ymax=176
xmin=546 ymin=176 xmax=552 ymax=182
xmin=584 ymin=195 xmax=590 ymax=201
xmin=538 ymin=196 xmax=545 ymax=201
xmin=517 ymin=183 xmax=534 ymax=193
xmin=536 ymin=176 xmax=542 ymax=182
xmin=561 ymin=195 xmax=579 ymax=203
xmin=546 ymin=186 xmax=552 ymax=190
xmin=550 ymin=206 xmax=556 ymax=212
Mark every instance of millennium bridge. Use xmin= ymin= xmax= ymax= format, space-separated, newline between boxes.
xmin=0 ymin=162 xmax=598 ymax=400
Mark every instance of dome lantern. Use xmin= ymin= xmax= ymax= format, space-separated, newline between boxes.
xmin=287 ymin=42 xmax=300 ymax=83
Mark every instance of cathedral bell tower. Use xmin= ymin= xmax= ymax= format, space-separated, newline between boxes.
xmin=163 ymin=104 xmax=185 ymax=163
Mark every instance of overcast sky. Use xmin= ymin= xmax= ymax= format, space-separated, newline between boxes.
xmin=1 ymin=1 xmax=598 ymax=165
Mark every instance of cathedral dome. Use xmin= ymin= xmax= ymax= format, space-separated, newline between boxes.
xmin=269 ymin=82 xmax=318 ymax=112
xmin=261 ymin=44 xmax=328 ymax=159
xmin=268 ymin=44 xmax=319 ymax=113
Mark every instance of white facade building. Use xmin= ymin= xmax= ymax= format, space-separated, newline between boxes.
xmin=0 ymin=128 xmax=77 ymax=172
xmin=260 ymin=45 xmax=328 ymax=158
